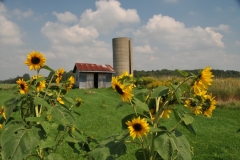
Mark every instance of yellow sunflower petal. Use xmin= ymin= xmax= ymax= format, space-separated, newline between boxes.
xmin=24 ymin=51 xmax=46 ymax=70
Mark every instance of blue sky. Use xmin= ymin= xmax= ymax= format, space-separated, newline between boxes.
xmin=0 ymin=0 xmax=240 ymax=80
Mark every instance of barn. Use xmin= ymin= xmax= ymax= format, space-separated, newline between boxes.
xmin=73 ymin=63 xmax=115 ymax=89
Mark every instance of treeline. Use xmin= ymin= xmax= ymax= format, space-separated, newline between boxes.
xmin=133 ymin=69 xmax=240 ymax=78
xmin=1 ymin=69 xmax=240 ymax=84
xmin=0 ymin=71 xmax=75 ymax=84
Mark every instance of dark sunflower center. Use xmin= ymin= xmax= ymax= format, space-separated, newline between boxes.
xmin=31 ymin=56 xmax=40 ymax=64
xmin=36 ymin=82 xmax=40 ymax=87
xmin=190 ymin=100 xmax=196 ymax=107
xmin=133 ymin=123 xmax=142 ymax=131
xmin=58 ymin=73 xmax=62 ymax=77
xmin=202 ymin=99 xmax=211 ymax=111
xmin=20 ymin=84 xmax=25 ymax=90
xmin=115 ymin=85 xmax=124 ymax=95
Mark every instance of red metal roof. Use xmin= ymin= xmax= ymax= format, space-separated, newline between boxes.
xmin=73 ymin=63 xmax=115 ymax=73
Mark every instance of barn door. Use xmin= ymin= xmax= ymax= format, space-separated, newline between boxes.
xmin=86 ymin=73 xmax=94 ymax=88
xmin=98 ymin=74 xmax=106 ymax=88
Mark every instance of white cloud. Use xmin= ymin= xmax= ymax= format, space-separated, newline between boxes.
xmin=235 ymin=41 xmax=240 ymax=46
xmin=209 ymin=24 xmax=230 ymax=33
xmin=132 ymin=14 xmax=231 ymax=71
xmin=0 ymin=4 xmax=23 ymax=46
xmin=116 ymin=28 xmax=135 ymax=36
xmin=40 ymin=0 xmax=140 ymax=72
xmin=134 ymin=45 xmax=154 ymax=54
xmin=52 ymin=11 xmax=78 ymax=23
xmin=0 ymin=2 xmax=7 ymax=13
xmin=13 ymin=8 xmax=33 ymax=18
xmin=79 ymin=0 xmax=140 ymax=33
xmin=133 ymin=14 xmax=225 ymax=52
xmin=41 ymin=22 xmax=99 ymax=45
xmin=215 ymin=7 xmax=223 ymax=12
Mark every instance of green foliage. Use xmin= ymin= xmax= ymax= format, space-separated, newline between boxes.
xmin=0 ymin=58 xmax=87 ymax=160
xmin=154 ymin=130 xmax=191 ymax=160
xmin=1 ymin=121 xmax=40 ymax=160
xmin=86 ymin=68 xmax=216 ymax=160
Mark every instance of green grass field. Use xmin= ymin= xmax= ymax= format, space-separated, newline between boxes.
xmin=0 ymin=87 xmax=240 ymax=160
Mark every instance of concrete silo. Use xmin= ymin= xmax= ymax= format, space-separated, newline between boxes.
xmin=112 ymin=37 xmax=133 ymax=76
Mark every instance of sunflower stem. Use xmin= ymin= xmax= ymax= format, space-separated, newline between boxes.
xmin=38 ymin=74 xmax=55 ymax=116
xmin=35 ymin=105 xmax=39 ymax=117
xmin=130 ymin=100 xmax=138 ymax=116
xmin=69 ymin=104 xmax=73 ymax=110
xmin=173 ymin=76 xmax=195 ymax=95
xmin=43 ymin=74 xmax=55 ymax=99
xmin=149 ymin=131 xmax=156 ymax=160
xmin=170 ymin=118 xmax=183 ymax=132
xmin=139 ymin=138 xmax=147 ymax=160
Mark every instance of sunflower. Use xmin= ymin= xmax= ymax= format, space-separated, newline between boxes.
xmin=31 ymin=75 xmax=46 ymax=92
xmin=192 ymin=66 xmax=214 ymax=94
xmin=184 ymin=99 xmax=202 ymax=115
xmin=75 ymin=97 xmax=83 ymax=107
xmin=162 ymin=110 xmax=171 ymax=118
xmin=117 ymin=72 xmax=136 ymax=89
xmin=55 ymin=68 xmax=65 ymax=84
xmin=111 ymin=77 xmax=133 ymax=102
xmin=126 ymin=116 xmax=150 ymax=140
xmin=24 ymin=51 xmax=46 ymax=70
xmin=66 ymin=76 xmax=75 ymax=92
xmin=16 ymin=78 xmax=28 ymax=94
xmin=0 ymin=106 xmax=6 ymax=119
xmin=202 ymin=94 xmax=216 ymax=117
xmin=37 ymin=81 xmax=46 ymax=92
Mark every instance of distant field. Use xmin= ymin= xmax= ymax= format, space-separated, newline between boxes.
xmin=139 ymin=77 xmax=240 ymax=106
xmin=0 ymin=83 xmax=16 ymax=89
xmin=0 ymin=88 xmax=240 ymax=159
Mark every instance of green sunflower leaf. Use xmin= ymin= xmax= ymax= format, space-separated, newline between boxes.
xmin=1 ymin=121 xmax=40 ymax=160
xmin=149 ymin=127 xmax=164 ymax=133
xmin=150 ymin=86 xmax=169 ymax=99
xmin=35 ymin=76 xmax=45 ymax=83
xmin=90 ymin=133 xmax=127 ymax=159
xmin=41 ymin=121 xmax=52 ymax=134
xmin=34 ymin=97 xmax=52 ymax=108
xmin=132 ymin=97 xmax=149 ymax=112
xmin=175 ymin=69 xmax=189 ymax=77
xmin=39 ymin=136 xmax=57 ymax=148
xmin=182 ymin=114 xmax=194 ymax=125
xmin=154 ymin=130 xmax=191 ymax=160
xmin=50 ymin=105 xmax=76 ymax=126
xmin=46 ymin=153 xmax=65 ymax=160
xmin=88 ymin=147 xmax=110 ymax=160
xmin=4 ymin=95 xmax=24 ymax=120
xmin=25 ymin=116 xmax=45 ymax=122
xmin=41 ymin=65 xmax=55 ymax=73
xmin=63 ymin=96 xmax=76 ymax=105
xmin=170 ymin=84 xmax=182 ymax=104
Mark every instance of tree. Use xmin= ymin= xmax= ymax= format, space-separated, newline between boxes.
xmin=22 ymin=73 xmax=30 ymax=81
